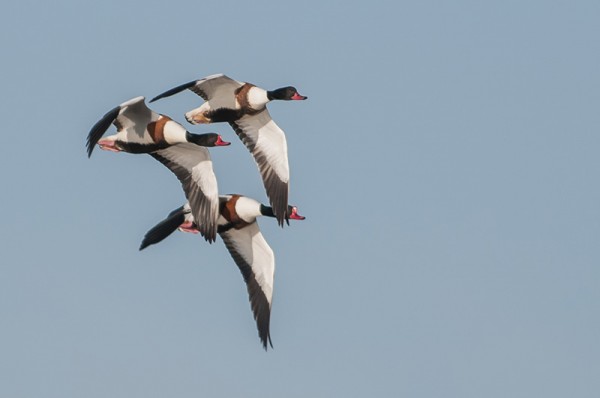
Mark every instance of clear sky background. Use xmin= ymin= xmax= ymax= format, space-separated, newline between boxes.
xmin=1 ymin=1 xmax=599 ymax=397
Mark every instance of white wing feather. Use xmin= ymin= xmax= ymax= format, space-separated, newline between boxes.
xmin=115 ymin=96 xmax=159 ymax=135
xmin=233 ymin=109 xmax=289 ymax=183
xmin=221 ymin=222 xmax=275 ymax=305
xmin=150 ymin=143 xmax=219 ymax=242
xmin=194 ymin=74 xmax=244 ymax=109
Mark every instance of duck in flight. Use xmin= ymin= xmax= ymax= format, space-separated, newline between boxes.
xmin=139 ymin=195 xmax=306 ymax=350
xmin=150 ymin=74 xmax=307 ymax=227
xmin=86 ymin=96 xmax=230 ymax=242
xmin=86 ymin=96 xmax=229 ymax=157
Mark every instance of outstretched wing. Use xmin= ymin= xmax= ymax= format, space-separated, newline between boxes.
xmin=150 ymin=143 xmax=219 ymax=243
xmin=86 ymin=96 xmax=156 ymax=157
xmin=113 ymin=96 xmax=157 ymax=133
xmin=150 ymin=74 xmax=243 ymax=104
xmin=220 ymin=222 xmax=275 ymax=350
xmin=87 ymin=105 xmax=120 ymax=157
xmin=139 ymin=206 xmax=188 ymax=250
xmin=229 ymin=109 xmax=290 ymax=226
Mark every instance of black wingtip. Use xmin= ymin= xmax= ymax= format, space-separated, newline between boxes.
xmin=202 ymin=233 xmax=217 ymax=244
xmin=276 ymin=212 xmax=290 ymax=228
xmin=256 ymin=304 xmax=273 ymax=351
xmin=259 ymin=330 xmax=274 ymax=351
xmin=139 ymin=206 xmax=186 ymax=251
xmin=86 ymin=105 xmax=120 ymax=158
xmin=150 ymin=80 xmax=197 ymax=103
xmin=266 ymin=335 xmax=273 ymax=351
xmin=198 ymin=215 xmax=217 ymax=244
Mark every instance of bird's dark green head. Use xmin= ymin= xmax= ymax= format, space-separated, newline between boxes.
xmin=186 ymin=132 xmax=231 ymax=147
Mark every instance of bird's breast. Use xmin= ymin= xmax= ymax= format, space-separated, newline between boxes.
xmin=147 ymin=115 xmax=172 ymax=143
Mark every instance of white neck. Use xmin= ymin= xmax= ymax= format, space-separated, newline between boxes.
xmin=235 ymin=196 xmax=263 ymax=222
xmin=162 ymin=120 xmax=188 ymax=144
xmin=247 ymin=87 xmax=270 ymax=109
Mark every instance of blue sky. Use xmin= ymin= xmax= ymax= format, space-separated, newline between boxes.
xmin=1 ymin=1 xmax=599 ymax=397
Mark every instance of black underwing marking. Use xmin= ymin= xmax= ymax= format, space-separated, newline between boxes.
xmin=86 ymin=105 xmax=120 ymax=157
xmin=208 ymin=107 xmax=244 ymax=123
xmin=150 ymin=151 xmax=218 ymax=243
xmin=150 ymin=80 xmax=197 ymax=103
xmin=228 ymin=120 xmax=289 ymax=226
xmin=221 ymin=232 xmax=273 ymax=350
xmin=116 ymin=141 xmax=169 ymax=154
xmin=217 ymin=222 xmax=235 ymax=234
xmin=139 ymin=206 xmax=187 ymax=250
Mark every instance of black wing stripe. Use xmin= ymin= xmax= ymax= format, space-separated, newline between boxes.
xmin=229 ymin=121 xmax=257 ymax=151
xmin=229 ymin=121 xmax=289 ymax=226
xmin=255 ymin=151 xmax=289 ymax=226
xmin=189 ymin=86 xmax=208 ymax=101
xmin=221 ymin=232 xmax=273 ymax=350
xmin=186 ymin=178 xmax=217 ymax=243
xmin=150 ymin=80 xmax=197 ymax=103
xmin=86 ymin=105 xmax=120 ymax=157
xmin=139 ymin=206 xmax=186 ymax=250
xmin=150 ymin=153 xmax=217 ymax=243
